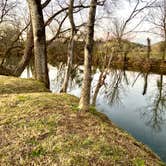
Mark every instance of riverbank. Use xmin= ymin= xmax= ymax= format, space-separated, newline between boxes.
xmin=110 ymin=57 xmax=166 ymax=75
xmin=0 ymin=76 xmax=165 ymax=165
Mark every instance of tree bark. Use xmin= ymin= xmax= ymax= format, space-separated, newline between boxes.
xmin=147 ymin=37 xmax=151 ymax=59
xmin=27 ymin=0 xmax=49 ymax=88
xmin=13 ymin=25 xmax=34 ymax=76
xmin=60 ymin=0 xmax=76 ymax=93
xmin=163 ymin=30 xmax=166 ymax=61
xmin=0 ymin=66 xmax=13 ymax=75
xmin=79 ymin=0 xmax=97 ymax=111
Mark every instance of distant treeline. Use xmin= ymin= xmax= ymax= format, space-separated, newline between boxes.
xmin=47 ymin=39 xmax=164 ymax=66
xmin=0 ymin=38 xmax=165 ymax=67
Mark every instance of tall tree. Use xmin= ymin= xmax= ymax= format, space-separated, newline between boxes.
xmin=79 ymin=0 xmax=97 ymax=111
xmin=27 ymin=0 xmax=49 ymax=88
xmin=60 ymin=0 xmax=76 ymax=93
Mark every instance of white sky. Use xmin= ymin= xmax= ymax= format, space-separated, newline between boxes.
xmin=13 ymin=0 xmax=163 ymax=45
xmin=95 ymin=0 xmax=163 ymax=45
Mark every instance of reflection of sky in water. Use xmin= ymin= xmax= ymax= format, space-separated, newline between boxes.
xmin=21 ymin=66 xmax=166 ymax=162
xmin=96 ymin=72 xmax=166 ymax=161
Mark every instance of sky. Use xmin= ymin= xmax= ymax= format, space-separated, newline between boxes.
xmin=9 ymin=0 xmax=163 ymax=45
xmin=95 ymin=0 xmax=163 ymax=45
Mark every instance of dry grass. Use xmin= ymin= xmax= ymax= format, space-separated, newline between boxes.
xmin=0 ymin=75 xmax=49 ymax=94
xmin=0 ymin=76 xmax=165 ymax=166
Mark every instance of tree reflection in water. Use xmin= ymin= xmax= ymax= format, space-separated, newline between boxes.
xmin=140 ymin=74 xmax=166 ymax=132
xmin=105 ymin=70 xmax=128 ymax=106
xmin=92 ymin=69 xmax=129 ymax=107
xmin=50 ymin=63 xmax=83 ymax=92
xmin=50 ymin=64 xmax=166 ymax=132
xmin=142 ymin=72 xmax=149 ymax=96
xmin=47 ymin=66 xmax=166 ymax=161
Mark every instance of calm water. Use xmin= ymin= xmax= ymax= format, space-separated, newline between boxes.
xmin=21 ymin=65 xmax=166 ymax=162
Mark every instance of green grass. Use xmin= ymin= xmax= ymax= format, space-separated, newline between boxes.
xmin=0 ymin=76 xmax=165 ymax=165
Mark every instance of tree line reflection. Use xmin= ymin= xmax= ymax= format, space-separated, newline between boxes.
xmin=46 ymin=64 xmax=166 ymax=132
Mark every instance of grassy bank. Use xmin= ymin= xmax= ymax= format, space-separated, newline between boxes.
xmin=0 ymin=76 xmax=165 ymax=165
xmin=0 ymin=75 xmax=49 ymax=94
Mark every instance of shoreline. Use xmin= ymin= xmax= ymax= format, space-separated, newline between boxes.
xmin=0 ymin=76 xmax=165 ymax=165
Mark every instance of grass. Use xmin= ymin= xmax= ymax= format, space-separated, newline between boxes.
xmin=0 ymin=76 xmax=165 ymax=165
xmin=0 ymin=75 xmax=50 ymax=94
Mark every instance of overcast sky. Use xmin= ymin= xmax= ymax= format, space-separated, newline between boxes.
xmin=95 ymin=0 xmax=162 ymax=45
xmin=15 ymin=0 xmax=163 ymax=45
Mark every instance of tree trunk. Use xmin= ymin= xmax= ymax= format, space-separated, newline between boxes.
xmin=14 ymin=26 xmax=34 ymax=76
xmin=147 ymin=37 xmax=151 ymax=59
xmin=0 ymin=66 xmax=13 ymax=75
xmin=27 ymin=0 xmax=49 ymax=88
xmin=79 ymin=0 xmax=97 ymax=111
xmin=60 ymin=0 xmax=76 ymax=93
xmin=0 ymin=26 xmax=33 ymax=77
xmin=163 ymin=30 xmax=166 ymax=61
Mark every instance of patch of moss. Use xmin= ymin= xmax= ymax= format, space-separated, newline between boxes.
xmin=31 ymin=146 xmax=46 ymax=157
xmin=133 ymin=158 xmax=145 ymax=166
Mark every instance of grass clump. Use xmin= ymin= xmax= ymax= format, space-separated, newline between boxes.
xmin=133 ymin=158 xmax=145 ymax=166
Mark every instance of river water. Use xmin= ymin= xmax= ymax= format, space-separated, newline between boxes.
xmin=21 ymin=64 xmax=166 ymax=162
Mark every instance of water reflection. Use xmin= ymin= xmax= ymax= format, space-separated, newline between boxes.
xmin=48 ymin=63 xmax=83 ymax=93
xmin=100 ymin=69 xmax=128 ymax=106
xmin=142 ymin=72 xmax=149 ymax=95
xmin=95 ymin=71 xmax=166 ymax=161
xmin=140 ymin=74 xmax=166 ymax=132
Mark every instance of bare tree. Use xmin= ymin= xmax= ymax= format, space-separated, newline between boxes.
xmin=0 ymin=23 xmax=28 ymax=66
xmin=0 ymin=0 xmax=90 ymax=77
xmin=109 ymin=0 xmax=155 ymax=57
xmin=27 ymin=0 xmax=49 ymax=88
xmin=79 ymin=0 xmax=97 ymax=111
xmin=147 ymin=0 xmax=166 ymax=60
xmin=0 ymin=0 xmax=51 ymax=76
xmin=60 ymin=0 xmax=76 ymax=93
xmin=90 ymin=0 xmax=153 ymax=107
xmin=0 ymin=0 xmax=17 ymax=24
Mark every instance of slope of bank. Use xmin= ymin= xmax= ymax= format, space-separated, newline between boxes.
xmin=0 ymin=76 xmax=165 ymax=165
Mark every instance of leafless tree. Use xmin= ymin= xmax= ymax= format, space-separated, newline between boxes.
xmin=0 ymin=0 xmax=90 ymax=77
xmin=147 ymin=0 xmax=166 ymax=60
xmin=60 ymin=0 xmax=76 ymax=93
xmin=27 ymin=0 xmax=49 ymax=88
xmin=79 ymin=0 xmax=98 ymax=111
xmin=0 ymin=0 xmax=17 ymax=24
xmin=108 ymin=0 xmax=155 ymax=56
